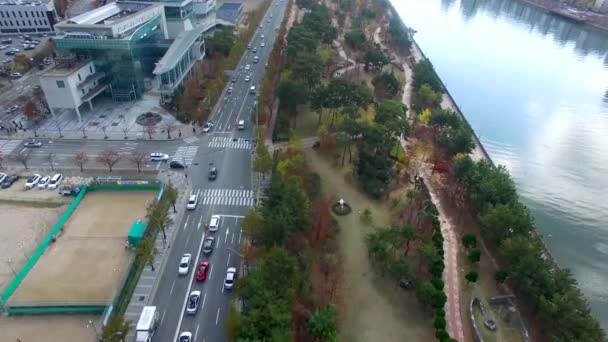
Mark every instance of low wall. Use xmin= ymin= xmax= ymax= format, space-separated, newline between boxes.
xmin=7 ymin=305 xmax=106 ymax=316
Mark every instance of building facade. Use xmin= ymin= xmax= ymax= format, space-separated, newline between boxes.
xmin=0 ymin=0 xmax=56 ymax=35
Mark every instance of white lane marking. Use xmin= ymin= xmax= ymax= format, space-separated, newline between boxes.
xmin=195 ymin=323 xmax=200 ymax=341
xmin=227 ymin=253 xmax=231 ymax=267
xmin=172 ymin=231 xmax=206 ymax=342
xmin=197 ymin=215 xmax=203 ymax=230
xmin=183 ymin=216 xmax=190 ymax=231
xmin=169 ymin=279 xmax=176 ymax=296
xmin=225 ymin=227 xmax=229 ymax=243
xmin=208 ymin=264 xmax=213 ymax=280
xmin=231 ymin=233 xmax=235 ymax=244
xmin=155 ymin=161 xmax=161 ymax=170
xmin=161 ymin=309 xmax=166 ymax=325
xmin=216 ymin=308 xmax=221 ymax=325
xmin=238 ymin=230 xmax=242 ymax=244
xmin=201 ymin=292 xmax=207 ymax=310
xmin=218 ymin=214 xmax=246 ymax=218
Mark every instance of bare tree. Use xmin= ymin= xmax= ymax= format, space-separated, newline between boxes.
xmin=96 ymin=149 xmax=122 ymax=172
xmin=122 ymin=127 xmax=129 ymax=139
xmin=101 ymin=125 xmax=108 ymax=139
xmin=47 ymin=152 xmax=56 ymax=171
xmin=144 ymin=124 xmax=156 ymax=139
xmin=73 ymin=151 xmax=89 ymax=172
xmin=129 ymin=151 xmax=147 ymax=173
xmin=81 ymin=126 xmax=87 ymax=139
xmin=10 ymin=150 xmax=32 ymax=169
xmin=162 ymin=118 xmax=176 ymax=139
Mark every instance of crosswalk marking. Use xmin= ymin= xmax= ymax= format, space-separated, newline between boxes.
xmin=172 ymin=146 xmax=198 ymax=165
xmin=208 ymin=136 xmax=253 ymax=150
xmin=190 ymin=188 xmax=255 ymax=207
xmin=183 ymin=136 xmax=199 ymax=144
xmin=0 ymin=139 xmax=22 ymax=156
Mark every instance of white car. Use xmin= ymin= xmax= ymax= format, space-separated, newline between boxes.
xmin=178 ymin=332 xmax=193 ymax=342
xmin=0 ymin=173 xmax=6 ymax=184
xmin=10 ymin=72 xmax=22 ymax=78
xmin=186 ymin=290 xmax=201 ymax=314
xmin=249 ymin=86 xmax=256 ymax=94
xmin=178 ymin=253 xmax=192 ymax=275
xmin=186 ymin=194 xmax=198 ymax=210
xmin=25 ymin=174 xmax=41 ymax=189
xmin=37 ymin=175 xmax=51 ymax=189
xmin=47 ymin=173 xmax=63 ymax=190
xmin=244 ymin=75 xmax=251 ymax=82
xmin=261 ymin=34 xmax=265 ymax=39
xmin=208 ymin=215 xmax=220 ymax=232
xmin=149 ymin=153 xmax=169 ymax=162
xmin=227 ymin=86 xmax=233 ymax=94
xmin=261 ymin=42 xmax=265 ymax=47
xmin=202 ymin=122 xmax=213 ymax=133
xmin=0 ymin=45 xmax=7 ymax=50
xmin=224 ymin=267 xmax=237 ymax=290
xmin=238 ymin=120 xmax=245 ymax=130
xmin=245 ymin=64 xmax=250 ymax=70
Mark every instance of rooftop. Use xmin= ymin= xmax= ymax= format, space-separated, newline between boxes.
xmin=0 ymin=0 xmax=50 ymax=6
xmin=153 ymin=26 xmax=204 ymax=75
xmin=64 ymin=1 xmax=153 ymax=25
xmin=42 ymin=58 xmax=91 ymax=77
xmin=217 ymin=2 xmax=242 ymax=24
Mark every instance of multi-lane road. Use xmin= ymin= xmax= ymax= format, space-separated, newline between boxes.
xmin=150 ymin=1 xmax=289 ymax=341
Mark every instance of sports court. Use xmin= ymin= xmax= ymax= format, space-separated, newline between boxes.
xmin=9 ymin=191 xmax=155 ymax=305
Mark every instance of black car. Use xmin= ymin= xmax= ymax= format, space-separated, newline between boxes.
xmin=202 ymin=237 xmax=215 ymax=254
xmin=1 ymin=175 xmax=19 ymax=188
xmin=208 ymin=167 xmax=217 ymax=180
xmin=169 ymin=160 xmax=185 ymax=169
xmin=5 ymin=51 xmax=15 ymax=56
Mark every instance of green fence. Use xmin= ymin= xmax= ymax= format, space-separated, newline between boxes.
xmin=0 ymin=185 xmax=89 ymax=308
xmin=7 ymin=305 xmax=106 ymax=315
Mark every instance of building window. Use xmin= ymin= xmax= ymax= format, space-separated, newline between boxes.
xmin=34 ymin=19 xmax=37 ymax=25
xmin=81 ymin=89 xmax=85 ymax=95
xmin=89 ymin=66 xmax=93 ymax=73
xmin=22 ymin=20 xmax=25 ymax=26
xmin=78 ymin=73 xmax=81 ymax=81
xmin=25 ymin=11 xmax=28 ymax=18
xmin=12 ymin=11 xmax=16 ymax=18
xmin=28 ymin=20 xmax=31 ymax=26
xmin=56 ymin=80 xmax=65 ymax=88
xmin=18 ymin=11 xmax=22 ymax=18
xmin=0 ymin=11 xmax=4 ymax=18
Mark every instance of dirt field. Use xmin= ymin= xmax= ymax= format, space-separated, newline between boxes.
xmin=0 ymin=203 xmax=65 ymax=292
xmin=10 ymin=191 xmax=155 ymax=305
xmin=306 ymin=150 xmax=435 ymax=342
xmin=0 ymin=314 xmax=97 ymax=342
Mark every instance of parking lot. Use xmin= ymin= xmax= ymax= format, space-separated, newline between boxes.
xmin=0 ymin=33 xmax=52 ymax=67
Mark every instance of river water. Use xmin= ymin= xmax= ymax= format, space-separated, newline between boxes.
xmin=389 ymin=0 xmax=608 ymax=328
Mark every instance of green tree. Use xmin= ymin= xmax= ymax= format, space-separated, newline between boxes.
xmin=413 ymin=59 xmax=442 ymax=92
xmin=388 ymin=16 xmax=411 ymax=48
xmin=465 ymin=271 xmax=479 ymax=283
xmin=254 ymin=140 xmax=273 ymax=177
xmin=278 ymin=79 xmax=309 ymax=127
xmin=398 ymin=224 xmax=418 ymax=256
xmin=461 ymin=233 xmax=477 ymax=249
xmin=375 ymin=99 xmax=410 ymax=137
xmin=291 ymin=51 xmax=323 ymax=89
xmin=437 ymin=125 xmax=475 ymax=156
xmin=344 ymin=29 xmax=366 ymax=49
xmin=372 ymin=72 xmax=401 ymax=99
xmin=206 ymin=27 xmax=235 ymax=56
xmin=478 ymin=201 xmax=534 ymax=245
xmin=308 ymin=304 xmax=337 ymax=342
xmin=164 ymin=182 xmax=178 ymax=213
xmin=287 ymin=26 xmax=319 ymax=63
xmin=357 ymin=124 xmax=395 ymax=198
xmin=242 ymin=208 xmax=264 ymax=242
xmin=468 ymin=249 xmax=481 ymax=263
xmin=225 ymin=303 xmax=241 ymax=341
xmin=364 ymin=48 xmax=390 ymax=71
xmin=337 ymin=106 xmax=361 ymax=165
xmin=495 ymin=270 xmax=508 ymax=283
xmin=416 ymin=83 xmax=442 ymax=109
xmin=101 ymin=314 xmax=130 ymax=342
xmin=136 ymin=236 xmax=157 ymax=271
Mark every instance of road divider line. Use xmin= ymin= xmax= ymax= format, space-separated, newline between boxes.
xmin=169 ymin=279 xmax=175 ymax=296
xmin=208 ymin=264 xmax=213 ymax=280
xmin=197 ymin=215 xmax=203 ymax=230
xmin=227 ymin=253 xmax=231 ymax=267
xmin=216 ymin=308 xmax=221 ymax=325
xmin=202 ymin=292 xmax=207 ymax=310
xmin=183 ymin=216 xmax=190 ymax=231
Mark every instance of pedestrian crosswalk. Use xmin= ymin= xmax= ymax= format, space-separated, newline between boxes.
xmin=208 ymin=136 xmax=253 ymax=150
xmin=191 ymin=188 xmax=255 ymax=207
xmin=183 ymin=136 xmax=199 ymax=144
xmin=172 ymin=146 xmax=198 ymax=165
xmin=0 ymin=139 xmax=22 ymax=156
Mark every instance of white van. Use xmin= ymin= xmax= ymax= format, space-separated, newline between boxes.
xmin=238 ymin=120 xmax=245 ymax=130
xmin=47 ymin=173 xmax=63 ymax=190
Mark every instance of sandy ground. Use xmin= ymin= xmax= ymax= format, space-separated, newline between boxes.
xmin=306 ymin=150 xmax=434 ymax=342
xmin=0 ymin=203 xmax=65 ymax=293
xmin=10 ymin=191 xmax=155 ymax=305
xmin=0 ymin=314 xmax=98 ymax=342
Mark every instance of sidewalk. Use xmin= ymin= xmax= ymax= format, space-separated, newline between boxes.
xmin=120 ymin=171 xmax=191 ymax=341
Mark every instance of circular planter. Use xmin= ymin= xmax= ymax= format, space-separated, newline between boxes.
xmin=136 ymin=112 xmax=162 ymax=126
xmin=331 ymin=202 xmax=352 ymax=216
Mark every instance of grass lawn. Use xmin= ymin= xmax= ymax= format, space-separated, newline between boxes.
xmin=306 ymin=149 xmax=434 ymax=342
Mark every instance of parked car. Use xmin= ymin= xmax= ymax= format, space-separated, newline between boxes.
xmin=10 ymin=72 xmax=22 ymax=78
xmin=37 ymin=175 xmax=51 ymax=189
xmin=47 ymin=173 xmax=63 ymax=189
xmin=208 ymin=167 xmax=217 ymax=181
xmin=149 ymin=152 xmax=169 ymax=162
xmin=25 ymin=174 xmax=41 ymax=189
xmin=208 ymin=215 xmax=220 ymax=232
xmin=186 ymin=291 xmax=201 ymax=314
xmin=0 ymin=173 xmax=7 ymax=184
xmin=24 ymin=140 xmax=42 ymax=148
xmin=178 ymin=253 xmax=192 ymax=275
xmin=202 ymin=236 xmax=215 ymax=254
xmin=59 ymin=186 xmax=81 ymax=196
xmin=202 ymin=122 xmax=213 ymax=133
xmin=178 ymin=332 xmax=192 ymax=342
xmin=186 ymin=193 xmax=198 ymax=210
xmin=170 ymin=160 xmax=185 ymax=169
xmin=5 ymin=51 xmax=16 ymax=56
xmin=195 ymin=261 xmax=209 ymax=282
xmin=0 ymin=45 xmax=8 ymax=50
xmin=224 ymin=267 xmax=237 ymax=290
xmin=1 ymin=175 xmax=19 ymax=188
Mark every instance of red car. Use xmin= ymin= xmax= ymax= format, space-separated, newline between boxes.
xmin=196 ymin=261 xmax=209 ymax=282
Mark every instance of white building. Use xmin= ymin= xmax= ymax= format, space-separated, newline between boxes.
xmin=0 ymin=0 xmax=56 ymax=35
xmin=39 ymin=56 xmax=107 ymax=121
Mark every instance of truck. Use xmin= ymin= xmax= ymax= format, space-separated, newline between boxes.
xmin=135 ymin=306 xmax=158 ymax=342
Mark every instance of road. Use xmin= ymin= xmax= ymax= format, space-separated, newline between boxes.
xmin=151 ymin=1 xmax=289 ymax=341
